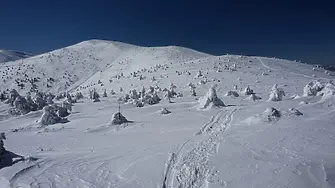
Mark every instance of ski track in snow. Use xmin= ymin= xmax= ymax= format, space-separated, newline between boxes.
xmin=163 ymin=108 xmax=238 ymax=188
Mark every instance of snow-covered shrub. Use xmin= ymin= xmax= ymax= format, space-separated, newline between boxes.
xmin=110 ymin=89 xmax=116 ymax=95
xmin=0 ymin=91 xmax=7 ymax=101
xmin=317 ymin=81 xmax=335 ymax=98
xmin=159 ymin=108 xmax=171 ymax=114
xmin=198 ymin=85 xmax=225 ymax=109
xmin=4 ymin=89 xmax=19 ymax=106
xmin=38 ymin=105 xmax=62 ymax=126
xmin=267 ymin=84 xmax=285 ymax=102
xmin=242 ymin=86 xmax=254 ymax=95
xmin=103 ymin=89 xmax=108 ymax=97
xmin=247 ymin=93 xmax=262 ymax=101
xmin=244 ymin=107 xmax=282 ymax=124
xmin=135 ymin=100 xmax=144 ymax=107
xmin=89 ymin=89 xmax=100 ymax=102
xmin=225 ymin=90 xmax=239 ymax=97
xmin=111 ymin=112 xmax=129 ymax=125
xmin=32 ymin=92 xmax=47 ymax=110
xmin=191 ymin=88 xmax=197 ymax=96
xmin=0 ymin=133 xmax=6 ymax=160
xmin=130 ymin=89 xmax=139 ymax=100
xmin=26 ymin=93 xmax=38 ymax=111
xmin=13 ymin=96 xmax=31 ymax=115
xmin=143 ymin=92 xmax=161 ymax=105
xmin=199 ymin=80 xmax=207 ymax=85
xmin=55 ymin=92 xmax=66 ymax=100
xmin=75 ymin=92 xmax=84 ymax=100
xmin=56 ymin=105 xmax=70 ymax=117
xmin=196 ymin=70 xmax=203 ymax=78
xmin=303 ymin=80 xmax=324 ymax=96
xmin=45 ymin=93 xmax=55 ymax=104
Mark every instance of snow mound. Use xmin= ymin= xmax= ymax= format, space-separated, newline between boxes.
xmin=225 ymin=90 xmax=239 ymax=97
xmin=159 ymin=108 xmax=171 ymax=115
xmin=245 ymin=107 xmax=281 ymax=124
xmin=246 ymin=93 xmax=262 ymax=101
xmin=198 ymin=85 xmax=225 ymax=109
xmin=288 ymin=108 xmax=303 ymax=116
xmin=242 ymin=86 xmax=254 ymax=95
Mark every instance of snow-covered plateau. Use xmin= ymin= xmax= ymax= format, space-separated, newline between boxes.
xmin=0 ymin=40 xmax=334 ymax=188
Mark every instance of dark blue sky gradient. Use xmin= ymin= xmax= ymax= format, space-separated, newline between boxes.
xmin=1 ymin=0 xmax=334 ymax=64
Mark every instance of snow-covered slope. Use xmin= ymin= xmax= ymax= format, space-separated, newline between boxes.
xmin=0 ymin=40 xmax=209 ymax=94
xmin=0 ymin=40 xmax=335 ymax=188
xmin=0 ymin=50 xmax=32 ymax=63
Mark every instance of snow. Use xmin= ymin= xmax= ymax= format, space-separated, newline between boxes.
xmin=0 ymin=40 xmax=334 ymax=188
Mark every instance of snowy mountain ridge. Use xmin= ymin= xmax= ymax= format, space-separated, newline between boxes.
xmin=0 ymin=50 xmax=32 ymax=63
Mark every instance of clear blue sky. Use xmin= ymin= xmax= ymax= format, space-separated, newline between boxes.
xmin=1 ymin=0 xmax=334 ymax=65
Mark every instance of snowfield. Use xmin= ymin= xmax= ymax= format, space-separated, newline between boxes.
xmin=0 ymin=40 xmax=334 ymax=188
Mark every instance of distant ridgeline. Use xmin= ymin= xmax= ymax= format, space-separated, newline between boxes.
xmin=323 ymin=65 xmax=335 ymax=72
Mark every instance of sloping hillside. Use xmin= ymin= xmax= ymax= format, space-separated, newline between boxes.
xmin=0 ymin=40 xmax=209 ymax=94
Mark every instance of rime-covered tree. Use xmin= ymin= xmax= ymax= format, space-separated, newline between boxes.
xmin=243 ymin=86 xmax=254 ymax=95
xmin=39 ymin=105 xmax=62 ymax=126
xmin=198 ymin=84 xmax=225 ymax=109
xmin=26 ymin=93 xmax=38 ymax=111
xmin=13 ymin=95 xmax=31 ymax=115
xmin=90 ymin=89 xmax=100 ymax=102
xmin=75 ymin=92 xmax=84 ymax=100
xmin=34 ymin=92 xmax=47 ymax=110
xmin=268 ymin=84 xmax=285 ymax=102
xmin=4 ymin=89 xmax=19 ymax=106
xmin=103 ymin=89 xmax=108 ymax=97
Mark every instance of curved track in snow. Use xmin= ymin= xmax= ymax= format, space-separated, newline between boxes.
xmin=163 ymin=108 xmax=238 ymax=188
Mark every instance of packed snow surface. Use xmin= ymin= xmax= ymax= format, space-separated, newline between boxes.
xmin=0 ymin=40 xmax=334 ymax=188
